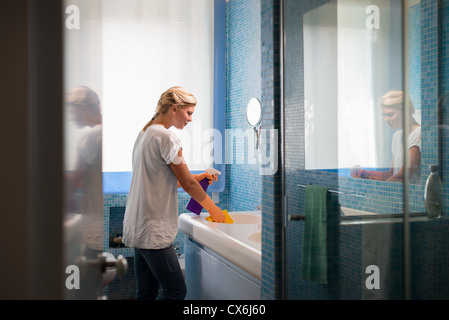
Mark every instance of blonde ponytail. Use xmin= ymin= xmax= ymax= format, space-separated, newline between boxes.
xmin=142 ymin=112 xmax=160 ymax=132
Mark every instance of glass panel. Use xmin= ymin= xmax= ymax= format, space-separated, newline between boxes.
xmin=62 ymin=0 xmax=215 ymax=299
xmin=63 ymin=0 xmax=105 ymax=299
xmin=283 ymin=0 xmax=448 ymax=300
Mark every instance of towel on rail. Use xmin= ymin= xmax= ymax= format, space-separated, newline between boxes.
xmin=301 ymin=185 xmax=329 ymax=284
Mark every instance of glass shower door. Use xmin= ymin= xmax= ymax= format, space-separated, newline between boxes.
xmin=282 ymin=0 xmax=449 ymax=300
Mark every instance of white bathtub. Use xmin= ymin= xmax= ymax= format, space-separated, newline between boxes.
xmin=178 ymin=211 xmax=261 ymax=280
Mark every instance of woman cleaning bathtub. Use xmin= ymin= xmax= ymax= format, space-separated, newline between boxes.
xmin=122 ymin=86 xmax=225 ymax=300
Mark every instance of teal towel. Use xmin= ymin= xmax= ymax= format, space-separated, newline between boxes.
xmin=301 ymin=185 xmax=329 ymax=284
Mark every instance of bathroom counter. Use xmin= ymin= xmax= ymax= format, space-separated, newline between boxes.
xmin=178 ymin=211 xmax=261 ymax=280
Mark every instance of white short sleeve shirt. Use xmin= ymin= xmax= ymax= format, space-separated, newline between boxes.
xmin=122 ymin=125 xmax=182 ymax=249
xmin=391 ymin=126 xmax=421 ymax=176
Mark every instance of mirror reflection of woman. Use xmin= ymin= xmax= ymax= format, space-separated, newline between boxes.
xmin=352 ymin=90 xmax=421 ymax=182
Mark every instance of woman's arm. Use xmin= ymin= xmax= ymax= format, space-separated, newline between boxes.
xmin=352 ymin=168 xmax=393 ymax=180
xmin=176 ymin=172 xmax=216 ymax=189
xmin=169 ymin=150 xmax=207 ymax=202
xmin=169 ymin=149 xmax=225 ymax=222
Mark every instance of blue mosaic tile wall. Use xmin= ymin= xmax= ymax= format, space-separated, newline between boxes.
xmin=225 ymin=0 xmax=262 ymax=212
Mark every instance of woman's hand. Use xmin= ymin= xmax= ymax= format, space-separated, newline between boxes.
xmin=193 ymin=172 xmax=218 ymax=185
xmin=207 ymin=204 xmax=226 ymax=223
xmin=169 ymin=150 xmax=223 ymax=220
xmin=351 ymin=168 xmax=367 ymax=179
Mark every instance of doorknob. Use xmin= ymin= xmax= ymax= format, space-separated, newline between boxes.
xmin=76 ymin=252 xmax=128 ymax=279
xmin=101 ymin=252 xmax=128 ymax=279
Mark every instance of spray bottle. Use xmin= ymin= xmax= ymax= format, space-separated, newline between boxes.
xmin=186 ymin=168 xmax=221 ymax=214
xmin=424 ymin=164 xmax=443 ymax=219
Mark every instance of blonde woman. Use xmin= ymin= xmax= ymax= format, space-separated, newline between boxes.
xmin=352 ymin=90 xmax=421 ymax=182
xmin=123 ymin=86 xmax=225 ymax=300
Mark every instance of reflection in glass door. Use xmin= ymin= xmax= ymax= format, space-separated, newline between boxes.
xmin=282 ymin=0 xmax=449 ymax=300
xmin=63 ymin=0 xmax=105 ymax=299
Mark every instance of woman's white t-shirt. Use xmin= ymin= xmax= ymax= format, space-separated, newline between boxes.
xmin=122 ymin=125 xmax=182 ymax=249
xmin=391 ymin=126 xmax=421 ymax=180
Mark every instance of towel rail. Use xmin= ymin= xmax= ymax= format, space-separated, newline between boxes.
xmin=297 ymin=184 xmax=365 ymax=198
xmin=297 ymin=183 xmax=341 ymax=194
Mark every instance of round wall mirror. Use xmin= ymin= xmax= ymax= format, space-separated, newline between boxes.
xmin=246 ymin=98 xmax=262 ymax=127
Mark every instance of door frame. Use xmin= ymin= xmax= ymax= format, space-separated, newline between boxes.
xmin=28 ymin=0 xmax=64 ymax=299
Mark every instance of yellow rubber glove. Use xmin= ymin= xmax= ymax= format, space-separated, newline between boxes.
xmin=199 ymin=196 xmax=226 ymax=223
xmin=206 ymin=210 xmax=234 ymax=224
xmin=193 ymin=172 xmax=217 ymax=185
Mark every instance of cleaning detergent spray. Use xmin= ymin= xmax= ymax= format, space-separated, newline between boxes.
xmin=186 ymin=168 xmax=221 ymax=214
xmin=424 ymin=164 xmax=443 ymax=219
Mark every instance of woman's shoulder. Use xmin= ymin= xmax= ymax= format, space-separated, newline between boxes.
xmin=145 ymin=125 xmax=181 ymax=145
xmin=410 ymin=124 xmax=421 ymax=137
xmin=408 ymin=125 xmax=421 ymax=148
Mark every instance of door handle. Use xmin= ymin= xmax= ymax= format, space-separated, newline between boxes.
xmin=288 ymin=214 xmax=305 ymax=221
xmin=101 ymin=253 xmax=128 ymax=279
xmin=76 ymin=252 xmax=128 ymax=279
